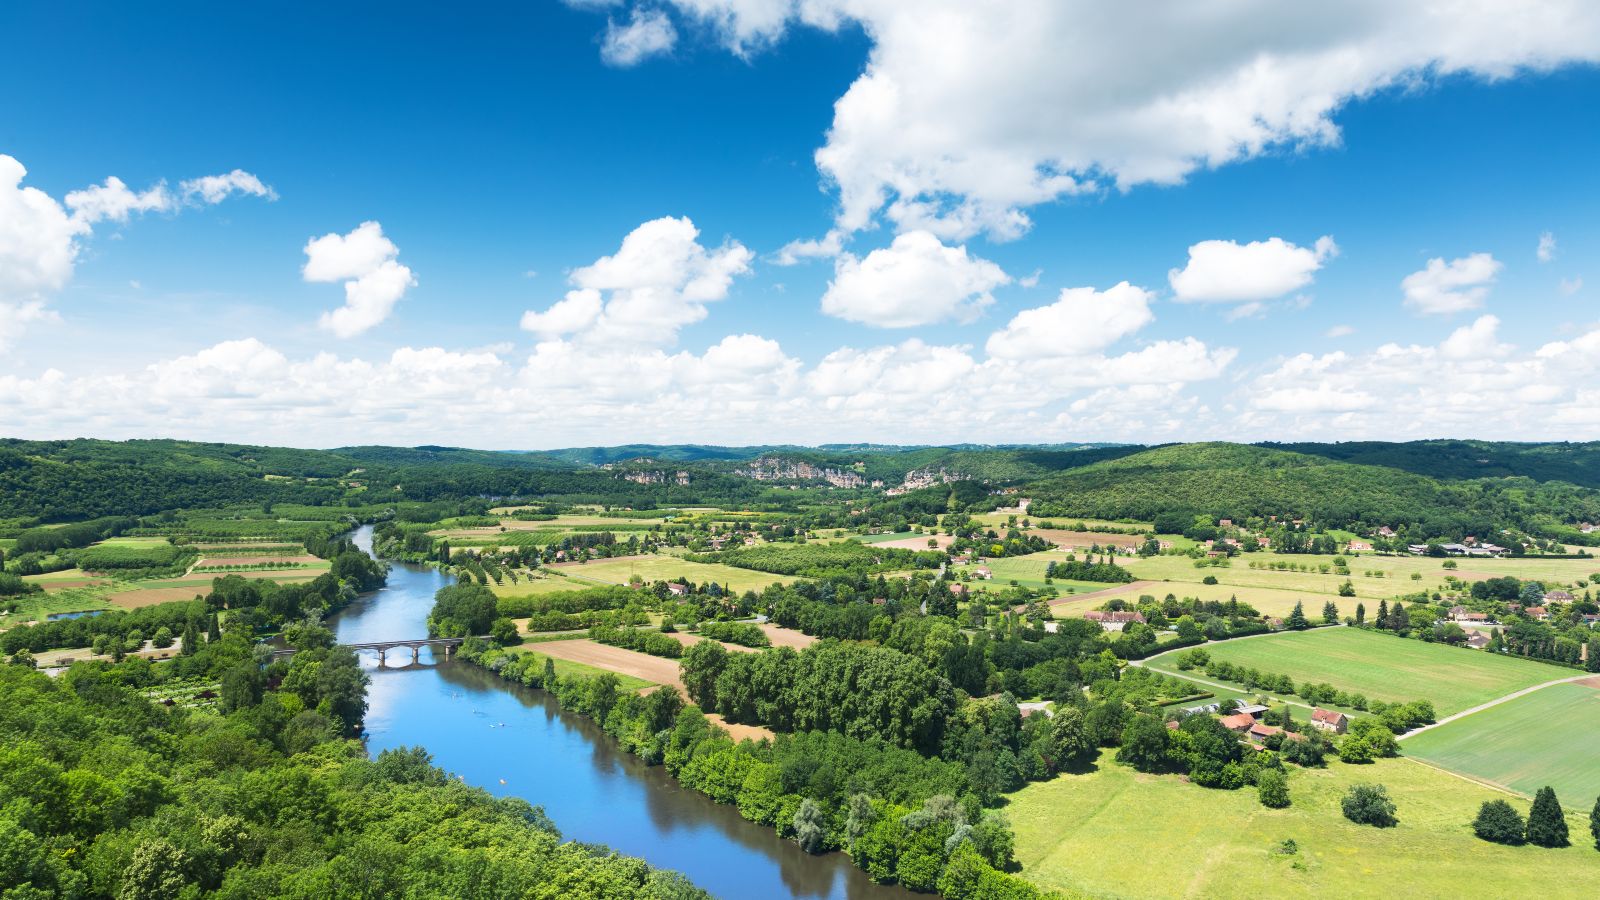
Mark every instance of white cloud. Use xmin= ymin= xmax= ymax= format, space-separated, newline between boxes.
xmin=1325 ymin=324 xmax=1355 ymax=338
xmin=0 ymin=155 xmax=271 ymax=349
xmin=520 ymin=216 xmax=753 ymax=345
xmin=1559 ymin=277 xmax=1582 ymax=296
xmin=820 ymin=230 xmax=1008 ymax=327
xmin=1439 ymin=314 xmax=1508 ymax=360
xmin=1169 ymin=236 xmax=1337 ymax=303
xmin=64 ymin=177 xmax=173 ymax=225
xmin=304 ymin=221 xmax=416 ymax=338
xmin=1401 ymin=252 xmax=1502 ymax=315
xmin=602 ymin=8 xmax=677 ymax=66
xmin=774 ymin=229 xmax=843 ymax=265
xmin=601 ymin=2 xmax=1600 ymax=239
xmin=1537 ymin=231 xmax=1557 ymax=262
xmin=180 ymin=169 xmax=277 ymax=204
xmin=986 ymin=282 xmax=1153 ymax=359
xmin=1238 ymin=317 xmax=1600 ymax=438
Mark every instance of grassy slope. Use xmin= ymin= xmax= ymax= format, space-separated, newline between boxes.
xmin=1404 ymin=682 xmax=1600 ymax=801
xmin=1147 ymin=628 xmax=1560 ymax=717
xmin=551 ymin=554 xmax=796 ymax=593
xmin=1011 ymin=750 xmax=1596 ymax=900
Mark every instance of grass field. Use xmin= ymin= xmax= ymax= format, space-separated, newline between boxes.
xmin=1147 ymin=628 xmax=1562 ymax=717
xmin=550 ymin=554 xmax=797 ymax=593
xmin=1011 ymin=750 xmax=1596 ymax=899
xmin=1051 ymin=580 xmax=1345 ymax=619
xmin=489 ymin=572 xmax=595 ymax=598
xmin=1404 ymin=681 xmax=1600 ymax=801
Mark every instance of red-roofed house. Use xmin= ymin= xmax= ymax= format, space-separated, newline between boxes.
xmin=1219 ymin=713 xmax=1255 ymax=733
xmin=1310 ymin=708 xmax=1348 ymax=734
xmin=1083 ymin=610 xmax=1146 ymax=632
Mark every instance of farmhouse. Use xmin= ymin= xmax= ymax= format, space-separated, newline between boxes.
xmin=1543 ymin=589 xmax=1576 ymax=604
xmin=1347 ymin=540 xmax=1373 ymax=552
xmin=1448 ymin=605 xmax=1489 ymax=623
xmin=666 ymin=582 xmax=688 ymax=596
xmin=1083 ymin=610 xmax=1145 ymax=632
xmin=1218 ymin=712 xmax=1256 ymax=733
xmin=1466 ymin=632 xmax=1493 ymax=650
xmin=1377 ymin=526 xmax=1395 ymax=537
xmin=1310 ymin=708 xmax=1349 ymax=734
xmin=1246 ymin=722 xmax=1302 ymax=746
xmin=1524 ymin=606 xmax=1551 ymax=621
xmin=973 ymin=566 xmax=993 ymax=579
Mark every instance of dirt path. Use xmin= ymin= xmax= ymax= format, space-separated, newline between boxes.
xmin=1397 ymin=673 xmax=1598 ymax=741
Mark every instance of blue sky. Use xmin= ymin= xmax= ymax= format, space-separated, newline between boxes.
xmin=1 ymin=2 xmax=1597 ymax=447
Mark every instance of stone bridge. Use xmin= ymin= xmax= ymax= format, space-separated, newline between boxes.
xmin=271 ymin=637 xmax=472 ymax=665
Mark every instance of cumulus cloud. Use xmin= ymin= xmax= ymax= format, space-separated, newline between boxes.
xmin=0 ymin=155 xmax=270 ymax=350
xmin=584 ymin=2 xmax=1600 ymax=239
xmin=773 ymin=229 xmax=843 ymax=265
xmin=1169 ymin=236 xmax=1337 ymax=303
xmin=1401 ymin=252 xmax=1502 ymax=315
xmin=602 ymin=7 xmax=677 ymax=66
xmin=986 ymin=282 xmax=1153 ymax=359
xmin=1559 ymin=277 xmax=1582 ymax=296
xmin=1537 ymin=231 xmax=1557 ymax=263
xmin=1325 ymin=324 xmax=1356 ymax=338
xmin=304 ymin=221 xmax=417 ymax=338
xmin=1239 ymin=317 xmax=1600 ymax=438
xmin=180 ymin=169 xmax=277 ymax=204
xmin=820 ymin=230 xmax=1008 ymax=327
xmin=520 ymin=216 xmax=753 ymax=345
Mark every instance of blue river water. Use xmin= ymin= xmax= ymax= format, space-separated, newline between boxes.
xmin=331 ymin=526 xmax=908 ymax=900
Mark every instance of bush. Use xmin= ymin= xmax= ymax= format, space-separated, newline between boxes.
xmin=1473 ymin=799 xmax=1525 ymax=845
xmin=1341 ymin=783 xmax=1397 ymax=827
xmin=1256 ymin=769 xmax=1290 ymax=808
xmin=1202 ymin=575 xmax=1218 ymax=585
xmin=489 ymin=617 xmax=522 ymax=646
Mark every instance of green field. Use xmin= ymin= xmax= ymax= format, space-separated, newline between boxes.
xmin=551 ymin=554 xmax=798 ymax=593
xmin=1404 ymin=682 xmax=1600 ymax=801
xmin=1148 ymin=628 xmax=1562 ymax=717
xmin=1011 ymin=750 xmax=1596 ymax=899
xmin=1052 ymin=580 xmax=1330 ymax=619
xmin=489 ymin=572 xmax=596 ymax=598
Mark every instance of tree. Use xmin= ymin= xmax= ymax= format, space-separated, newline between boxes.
xmin=1286 ymin=601 xmax=1309 ymax=630
xmin=1355 ymin=602 xmax=1365 ymax=625
xmin=1586 ymin=638 xmax=1600 ymax=674
xmin=1115 ymin=715 xmax=1170 ymax=773
xmin=1341 ymin=783 xmax=1397 ymax=827
xmin=1338 ymin=580 xmax=1356 ymax=597
xmin=793 ymin=799 xmax=826 ymax=853
xmin=180 ymin=620 xmax=200 ymax=656
xmin=1527 ymin=786 xmax=1569 ymax=847
xmin=207 ymin=614 xmax=221 ymax=643
xmin=489 ymin=617 xmax=521 ymax=646
xmin=1050 ymin=706 xmax=1096 ymax=767
xmin=1322 ymin=601 xmax=1339 ymax=625
xmin=1376 ymin=600 xmax=1388 ymax=628
xmin=1257 ymin=769 xmax=1290 ymax=808
xmin=1589 ymin=795 xmax=1600 ymax=851
xmin=1473 ymin=799 xmax=1526 ymax=845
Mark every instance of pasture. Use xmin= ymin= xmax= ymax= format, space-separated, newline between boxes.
xmin=1147 ymin=627 xmax=1561 ymax=717
xmin=551 ymin=554 xmax=797 ymax=593
xmin=1011 ymin=750 xmax=1596 ymax=900
xmin=1051 ymin=579 xmax=1343 ymax=619
xmin=1404 ymin=680 xmax=1600 ymax=801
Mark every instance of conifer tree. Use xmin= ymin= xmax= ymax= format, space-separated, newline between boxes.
xmin=1527 ymin=786 xmax=1569 ymax=847
xmin=1286 ymin=601 xmax=1308 ymax=630
xmin=181 ymin=620 xmax=200 ymax=656
xmin=1589 ymin=795 xmax=1600 ymax=851
xmin=1355 ymin=602 xmax=1365 ymax=625
xmin=1376 ymin=600 xmax=1389 ymax=629
xmin=207 ymin=613 xmax=221 ymax=643
xmin=1322 ymin=601 xmax=1339 ymax=624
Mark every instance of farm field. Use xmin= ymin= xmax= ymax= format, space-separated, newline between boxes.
xmin=551 ymin=554 xmax=797 ymax=593
xmin=488 ymin=573 xmax=593 ymax=598
xmin=756 ymin=623 xmax=817 ymax=649
xmin=1011 ymin=750 xmax=1596 ymax=900
xmin=861 ymin=531 xmax=954 ymax=550
xmin=505 ymin=642 xmax=657 ymax=691
xmin=1124 ymin=551 xmax=1599 ymax=602
xmin=1147 ymin=627 xmax=1561 ymax=717
xmin=1404 ymin=681 xmax=1600 ymax=801
xmin=1051 ymin=580 xmax=1345 ymax=619
xmin=955 ymin=552 xmax=1106 ymax=596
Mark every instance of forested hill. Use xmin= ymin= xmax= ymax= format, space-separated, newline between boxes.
xmin=1264 ymin=440 xmax=1600 ymax=488
xmin=1023 ymin=443 xmax=1600 ymax=538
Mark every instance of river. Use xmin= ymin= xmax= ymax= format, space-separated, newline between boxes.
xmin=332 ymin=526 xmax=909 ymax=900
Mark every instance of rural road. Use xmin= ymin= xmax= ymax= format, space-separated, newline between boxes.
xmin=1130 ymin=659 xmax=1324 ymax=713
xmin=1397 ymin=673 xmax=1597 ymax=741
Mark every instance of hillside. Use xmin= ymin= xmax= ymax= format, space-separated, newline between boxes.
xmin=1266 ymin=440 xmax=1600 ymax=488
xmin=1024 ymin=443 xmax=1600 ymax=536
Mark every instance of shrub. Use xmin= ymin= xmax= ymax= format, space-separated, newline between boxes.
xmin=1256 ymin=769 xmax=1290 ymax=808
xmin=1472 ymin=799 xmax=1525 ymax=845
xmin=1341 ymin=783 xmax=1397 ymax=827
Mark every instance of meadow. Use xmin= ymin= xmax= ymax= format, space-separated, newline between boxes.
xmin=1010 ymin=750 xmax=1597 ymax=900
xmin=1051 ymin=580 xmax=1344 ymax=619
xmin=1403 ymin=680 xmax=1600 ymax=801
xmin=1146 ymin=628 xmax=1563 ymax=717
